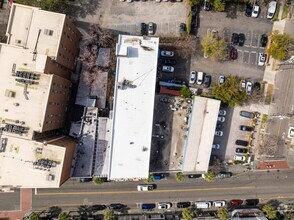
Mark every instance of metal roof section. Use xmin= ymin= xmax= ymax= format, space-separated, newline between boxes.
xmin=109 ymin=35 xmax=159 ymax=180
xmin=182 ymin=96 xmax=221 ymax=173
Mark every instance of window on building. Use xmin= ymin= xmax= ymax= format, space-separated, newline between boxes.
xmin=44 ymin=29 xmax=54 ymax=36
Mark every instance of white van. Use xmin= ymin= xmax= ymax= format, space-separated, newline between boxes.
xmin=196 ymin=72 xmax=204 ymax=85
xmin=195 ymin=201 xmax=212 ymax=209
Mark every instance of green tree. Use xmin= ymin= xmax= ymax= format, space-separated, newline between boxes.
xmin=180 ymin=87 xmax=192 ymax=98
xmin=212 ymin=75 xmax=247 ymax=107
xmin=201 ymin=34 xmax=228 ymax=61
xmin=203 ymin=170 xmax=216 ymax=182
xmin=58 ymin=212 xmax=70 ymax=220
xmin=268 ymin=30 xmax=292 ymax=60
xmin=262 ymin=205 xmax=277 ymax=220
xmin=93 ymin=176 xmax=106 ymax=185
xmin=217 ymin=207 xmax=229 ymax=220
xmin=28 ymin=212 xmax=39 ymax=220
xmin=213 ymin=0 xmax=226 ymax=12
xmin=15 ymin=0 xmax=67 ymax=13
xmin=104 ymin=210 xmax=116 ymax=220
xmin=175 ymin=172 xmax=185 ymax=182
xmin=181 ymin=208 xmax=195 ymax=220
xmin=189 ymin=0 xmax=202 ymax=6
xmin=144 ymin=174 xmax=154 ymax=184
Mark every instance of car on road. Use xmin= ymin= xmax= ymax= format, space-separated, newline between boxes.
xmin=219 ymin=109 xmax=226 ymax=116
xmin=231 ymin=33 xmax=239 ymax=45
xmin=245 ymin=199 xmax=259 ymax=206
xmin=109 ymin=204 xmax=125 ymax=210
xmin=196 ymin=71 xmax=204 ymax=85
xmin=152 ymin=134 xmax=164 ymax=139
xmin=245 ymin=4 xmax=253 ymax=17
xmin=162 ymin=59 xmax=176 ymax=66
xmin=195 ymin=201 xmax=212 ymax=209
xmin=246 ymin=81 xmax=252 ymax=95
xmin=213 ymin=201 xmax=226 ymax=207
xmin=203 ymin=75 xmax=211 ymax=88
xmin=218 ymin=116 xmax=225 ymax=122
xmin=267 ymin=1 xmax=277 ymax=19
xmin=141 ymin=203 xmax=156 ymax=210
xmin=234 ymin=155 xmax=247 ymax=161
xmin=251 ymin=5 xmax=260 ymax=18
xmin=148 ymin=22 xmax=155 ymax=35
xmin=288 ymin=127 xmax=294 ymax=139
xmin=212 ymin=144 xmax=220 ymax=150
xmin=240 ymin=110 xmax=255 ymax=119
xmin=91 ymin=205 xmax=107 ymax=211
xmin=188 ymin=174 xmax=202 ymax=178
xmin=235 ymin=139 xmax=249 ymax=146
xmin=79 ymin=177 xmax=93 ymax=182
xmin=158 ymin=202 xmax=172 ymax=209
xmin=177 ymin=202 xmax=191 ymax=208
xmin=217 ymin=172 xmax=232 ymax=179
xmin=236 ymin=148 xmax=248 ymax=154
xmin=179 ymin=23 xmax=186 ymax=34
xmin=140 ymin=23 xmax=147 ymax=35
xmin=189 ymin=71 xmax=196 ymax=84
xmin=137 ymin=184 xmax=154 ymax=191
xmin=230 ymin=200 xmax=243 ymax=206
xmin=240 ymin=125 xmax=254 ymax=132
xmin=238 ymin=33 xmax=245 ymax=46
xmin=216 ymin=123 xmax=223 ymax=129
xmin=219 ymin=75 xmax=225 ymax=85
xmin=161 ymin=50 xmax=174 ymax=57
xmin=230 ymin=47 xmax=237 ymax=60
xmin=258 ymin=53 xmax=266 ymax=66
xmin=260 ymin=34 xmax=268 ymax=47
xmin=215 ymin=130 xmax=223 ymax=136
xmin=162 ymin=65 xmax=174 ymax=73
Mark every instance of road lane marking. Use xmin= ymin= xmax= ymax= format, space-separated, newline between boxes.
xmin=36 ymin=186 xmax=255 ymax=196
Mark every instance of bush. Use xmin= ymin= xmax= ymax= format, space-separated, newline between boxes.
xmin=213 ymin=0 xmax=226 ymax=12
xmin=181 ymin=208 xmax=195 ymax=220
xmin=262 ymin=205 xmax=277 ymax=220
xmin=93 ymin=176 xmax=106 ymax=185
xmin=144 ymin=174 xmax=154 ymax=184
xmin=104 ymin=210 xmax=116 ymax=220
xmin=180 ymin=87 xmax=192 ymax=98
xmin=58 ymin=212 xmax=70 ymax=220
xmin=217 ymin=207 xmax=229 ymax=220
xmin=203 ymin=170 xmax=216 ymax=182
xmin=175 ymin=172 xmax=185 ymax=182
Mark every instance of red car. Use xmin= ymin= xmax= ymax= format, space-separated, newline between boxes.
xmin=230 ymin=199 xmax=243 ymax=206
xmin=230 ymin=47 xmax=237 ymax=60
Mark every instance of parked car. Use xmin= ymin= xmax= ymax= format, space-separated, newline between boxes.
xmin=241 ymin=80 xmax=246 ymax=89
xmin=210 ymin=155 xmax=218 ymax=161
xmin=267 ymin=1 xmax=277 ymax=19
xmin=231 ymin=33 xmax=239 ymax=45
xmin=245 ymin=199 xmax=259 ymax=206
xmin=230 ymin=47 xmax=237 ymax=60
xmin=245 ymin=4 xmax=253 ymax=17
xmin=238 ymin=33 xmax=245 ymax=46
xmin=203 ymin=75 xmax=211 ymax=88
xmin=162 ymin=66 xmax=174 ymax=73
xmin=215 ymin=130 xmax=223 ymax=136
xmin=258 ymin=53 xmax=266 ymax=66
xmin=109 ymin=204 xmax=125 ymax=210
xmin=161 ymin=50 xmax=174 ymax=57
xmin=240 ymin=110 xmax=255 ymax=119
xmin=236 ymin=148 xmax=248 ymax=154
xmin=91 ymin=205 xmax=107 ymax=211
xmin=260 ymin=34 xmax=268 ymax=47
xmin=204 ymin=0 xmax=211 ymax=11
xmin=153 ymin=174 xmax=164 ymax=180
xmin=80 ymin=178 xmax=93 ymax=182
xmin=219 ymin=75 xmax=225 ymax=85
xmin=288 ymin=126 xmax=294 ymax=139
xmin=158 ymin=202 xmax=172 ymax=209
xmin=160 ymin=97 xmax=173 ymax=103
xmin=230 ymin=200 xmax=243 ymax=206
xmin=152 ymin=134 xmax=164 ymax=139
xmin=196 ymin=71 xmax=204 ymax=85
xmin=217 ymin=172 xmax=232 ymax=179
xmin=251 ymin=5 xmax=260 ymax=18
xmin=148 ymin=22 xmax=155 ymax=35
xmin=219 ymin=109 xmax=226 ymax=116
xmin=189 ymin=71 xmax=196 ymax=84
xmin=246 ymin=81 xmax=252 ymax=95
xmin=140 ymin=23 xmax=147 ymax=35
xmin=234 ymin=155 xmax=247 ymax=161
xmin=213 ymin=201 xmax=226 ymax=207
xmin=240 ymin=125 xmax=254 ymax=132
xmin=188 ymin=174 xmax=202 ymax=178
xmin=212 ymin=144 xmax=220 ymax=150
xmin=179 ymin=23 xmax=186 ymax=33
xmin=162 ymin=59 xmax=176 ymax=65
xmin=141 ymin=203 xmax=156 ymax=210
xmin=217 ymin=116 xmax=225 ymax=123
xmin=195 ymin=201 xmax=212 ymax=209
xmin=137 ymin=184 xmax=154 ymax=191
xmin=235 ymin=139 xmax=249 ymax=146
xmin=177 ymin=202 xmax=191 ymax=208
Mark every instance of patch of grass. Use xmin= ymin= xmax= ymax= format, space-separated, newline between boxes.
xmin=265 ymin=84 xmax=274 ymax=105
xmin=282 ymin=3 xmax=290 ymax=20
xmin=262 ymin=114 xmax=268 ymax=124
xmin=272 ymin=3 xmax=280 ymax=21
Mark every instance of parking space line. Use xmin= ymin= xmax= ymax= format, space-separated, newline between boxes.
xmin=237 ymin=50 xmax=243 ymax=63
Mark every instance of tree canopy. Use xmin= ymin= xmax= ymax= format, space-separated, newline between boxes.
xmin=212 ymin=75 xmax=247 ymax=107
xmin=180 ymin=87 xmax=192 ymax=98
xmin=262 ymin=205 xmax=277 ymax=220
xmin=15 ymin=0 xmax=68 ymax=13
xmin=203 ymin=170 xmax=216 ymax=182
xmin=268 ymin=30 xmax=292 ymax=60
xmin=144 ymin=174 xmax=154 ymax=184
xmin=175 ymin=172 xmax=185 ymax=182
xmin=188 ymin=0 xmax=202 ymax=6
xmin=93 ymin=176 xmax=106 ymax=185
xmin=58 ymin=212 xmax=70 ymax=220
xmin=201 ymin=33 xmax=228 ymax=62
xmin=217 ymin=207 xmax=229 ymax=220
xmin=28 ymin=212 xmax=39 ymax=220
xmin=213 ymin=0 xmax=226 ymax=12
xmin=181 ymin=208 xmax=195 ymax=220
xmin=104 ymin=210 xmax=116 ymax=220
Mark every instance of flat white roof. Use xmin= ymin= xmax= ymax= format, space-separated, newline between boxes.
xmin=109 ymin=35 xmax=159 ymax=180
xmin=182 ymin=96 xmax=221 ymax=173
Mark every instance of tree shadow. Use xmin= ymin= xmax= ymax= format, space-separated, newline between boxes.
xmin=67 ymin=0 xmax=101 ymax=19
xmin=48 ymin=206 xmax=62 ymax=218
xmin=266 ymin=199 xmax=282 ymax=208
xmin=225 ymin=2 xmax=237 ymax=19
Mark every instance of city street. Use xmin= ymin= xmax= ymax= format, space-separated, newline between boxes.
xmin=23 ymin=170 xmax=294 ymax=211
